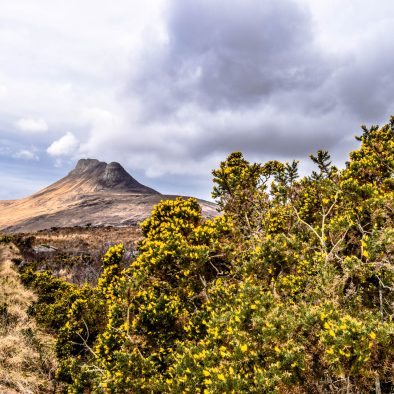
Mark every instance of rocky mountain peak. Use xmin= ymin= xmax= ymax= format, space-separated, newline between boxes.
xmin=68 ymin=158 xmax=159 ymax=194
xmin=73 ymin=158 xmax=103 ymax=173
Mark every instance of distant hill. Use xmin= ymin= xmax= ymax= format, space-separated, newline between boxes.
xmin=0 ymin=159 xmax=217 ymax=232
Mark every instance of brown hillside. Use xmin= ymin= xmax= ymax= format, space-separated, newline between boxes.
xmin=0 ymin=159 xmax=217 ymax=232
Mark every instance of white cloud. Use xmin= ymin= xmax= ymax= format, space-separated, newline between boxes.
xmin=15 ymin=117 xmax=48 ymax=133
xmin=47 ymin=132 xmax=79 ymax=157
xmin=0 ymin=85 xmax=7 ymax=99
xmin=12 ymin=149 xmax=39 ymax=160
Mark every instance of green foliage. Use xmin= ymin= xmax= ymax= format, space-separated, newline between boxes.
xmin=24 ymin=117 xmax=394 ymax=393
xmin=309 ymin=150 xmax=334 ymax=180
xmin=21 ymin=269 xmax=77 ymax=330
xmin=0 ymin=234 xmax=14 ymax=244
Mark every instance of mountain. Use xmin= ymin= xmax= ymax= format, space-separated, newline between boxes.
xmin=0 ymin=159 xmax=217 ymax=232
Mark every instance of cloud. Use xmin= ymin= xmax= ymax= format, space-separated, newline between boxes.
xmin=61 ymin=0 xmax=394 ymax=201
xmin=1 ymin=0 xmax=394 ymax=201
xmin=336 ymin=33 xmax=394 ymax=122
xmin=121 ymin=0 xmax=341 ymax=171
xmin=15 ymin=118 xmax=48 ymax=133
xmin=131 ymin=0 xmax=329 ymax=115
xmin=0 ymin=85 xmax=7 ymax=99
xmin=47 ymin=132 xmax=80 ymax=157
xmin=12 ymin=149 xmax=39 ymax=161
xmin=124 ymin=0 xmax=394 ymax=174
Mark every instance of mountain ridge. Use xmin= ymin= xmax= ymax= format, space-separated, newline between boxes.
xmin=0 ymin=159 xmax=217 ymax=232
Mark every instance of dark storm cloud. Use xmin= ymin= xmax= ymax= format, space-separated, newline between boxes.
xmin=190 ymin=116 xmax=339 ymax=159
xmin=129 ymin=0 xmax=344 ymax=163
xmin=133 ymin=0 xmax=330 ymax=114
xmin=129 ymin=0 xmax=394 ymax=171
xmin=337 ymin=36 xmax=394 ymax=122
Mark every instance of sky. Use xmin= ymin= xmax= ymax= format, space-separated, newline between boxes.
xmin=0 ymin=0 xmax=393 ymax=200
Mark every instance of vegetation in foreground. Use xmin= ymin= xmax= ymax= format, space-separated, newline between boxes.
xmin=0 ymin=241 xmax=57 ymax=393
xmin=11 ymin=118 xmax=394 ymax=392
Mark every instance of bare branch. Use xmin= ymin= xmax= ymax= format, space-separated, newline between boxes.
xmin=292 ymin=207 xmax=323 ymax=245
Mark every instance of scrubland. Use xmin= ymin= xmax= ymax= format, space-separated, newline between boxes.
xmin=1 ymin=118 xmax=394 ymax=393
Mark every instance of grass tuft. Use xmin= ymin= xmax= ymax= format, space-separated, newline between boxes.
xmin=0 ymin=242 xmax=57 ymax=393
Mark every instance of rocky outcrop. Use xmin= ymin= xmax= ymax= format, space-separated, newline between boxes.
xmin=68 ymin=159 xmax=158 ymax=194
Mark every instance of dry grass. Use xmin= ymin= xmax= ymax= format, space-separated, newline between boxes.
xmin=15 ymin=226 xmax=143 ymax=286
xmin=0 ymin=243 xmax=57 ymax=393
xmin=30 ymin=225 xmax=142 ymax=254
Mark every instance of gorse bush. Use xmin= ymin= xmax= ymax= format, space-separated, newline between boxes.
xmin=22 ymin=117 xmax=394 ymax=393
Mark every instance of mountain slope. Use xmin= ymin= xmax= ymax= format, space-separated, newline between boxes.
xmin=0 ymin=159 xmax=217 ymax=232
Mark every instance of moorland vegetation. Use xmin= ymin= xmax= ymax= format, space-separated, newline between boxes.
xmin=3 ymin=117 xmax=394 ymax=393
